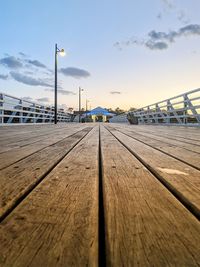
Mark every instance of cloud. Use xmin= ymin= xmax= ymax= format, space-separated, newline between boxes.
xmin=110 ymin=91 xmax=122 ymax=95
xmin=19 ymin=52 xmax=28 ymax=57
xmin=45 ymin=88 xmax=76 ymax=95
xmin=0 ymin=74 xmax=8 ymax=80
xmin=177 ymin=10 xmax=190 ymax=24
xmin=10 ymin=72 xmax=53 ymax=87
xmin=161 ymin=0 xmax=175 ymax=9
xmin=157 ymin=13 xmax=162 ymax=20
xmin=115 ymin=24 xmax=200 ymax=51
xmin=145 ymin=41 xmax=168 ymax=50
xmin=0 ymin=56 xmax=23 ymax=69
xmin=26 ymin=59 xmax=47 ymax=68
xmin=60 ymin=67 xmax=90 ymax=79
xmin=148 ymin=24 xmax=200 ymax=44
xmin=159 ymin=0 xmax=190 ymax=25
xmin=24 ymin=71 xmax=35 ymax=75
xmin=36 ymin=97 xmax=50 ymax=102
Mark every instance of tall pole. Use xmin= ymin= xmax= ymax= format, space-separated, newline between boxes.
xmin=86 ymin=99 xmax=89 ymax=120
xmin=55 ymin=43 xmax=58 ymax=124
xmin=79 ymin=87 xmax=81 ymax=123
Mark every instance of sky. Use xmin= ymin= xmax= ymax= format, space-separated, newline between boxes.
xmin=1 ymin=0 xmax=200 ymax=111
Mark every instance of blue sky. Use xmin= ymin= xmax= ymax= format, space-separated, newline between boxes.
xmin=1 ymin=0 xmax=200 ymax=111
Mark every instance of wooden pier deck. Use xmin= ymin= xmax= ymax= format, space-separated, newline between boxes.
xmin=0 ymin=123 xmax=200 ymax=267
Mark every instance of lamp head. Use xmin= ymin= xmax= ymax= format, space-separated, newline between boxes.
xmin=59 ymin=49 xmax=66 ymax=56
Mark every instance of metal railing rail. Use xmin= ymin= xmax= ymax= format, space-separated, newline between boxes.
xmin=109 ymin=112 xmax=129 ymax=123
xmin=0 ymin=92 xmax=73 ymax=124
xmin=129 ymin=88 xmax=200 ymax=125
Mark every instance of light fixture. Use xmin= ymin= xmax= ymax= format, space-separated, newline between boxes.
xmin=54 ymin=43 xmax=65 ymax=124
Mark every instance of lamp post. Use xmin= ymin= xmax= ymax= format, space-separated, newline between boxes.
xmin=55 ymin=43 xmax=65 ymax=124
xmin=79 ymin=87 xmax=84 ymax=123
xmin=86 ymin=99 xmax=89 ymax=121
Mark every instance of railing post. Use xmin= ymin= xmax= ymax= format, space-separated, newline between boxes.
xmin=33 ymin=103 xmax=36 ymax=123
xmin=167 ymin=100 xmax=170 ymax=124
xmin=183 ymin=94 xmax=187 ymax=124
xmin=0 ymin=93 xmax=3 ymax=124
xmin=20 ymin=99 xmax=23 ymax=123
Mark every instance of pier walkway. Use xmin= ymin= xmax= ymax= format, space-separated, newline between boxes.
xmin=0 ymin=123 xmax=200 ymax=266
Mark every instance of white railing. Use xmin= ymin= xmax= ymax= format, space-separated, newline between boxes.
xmin=0 ymin=92 xmax=74 ymax=124
xmin=129 ymin=88 xmax=200 ymax=125
xmin=109 ymin=113 xmax=128 ymax=123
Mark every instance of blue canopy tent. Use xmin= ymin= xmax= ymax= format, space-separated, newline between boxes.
xmin=84 ymin=107 xmax=115 ymax=122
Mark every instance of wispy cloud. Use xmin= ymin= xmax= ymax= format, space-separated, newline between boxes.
xmin=177 ymin=10 xmax=190 ymax=24
xmin=60 ymin=67 xmax=90 ymax=79
xmin=0 ymin=56 xmax=23 ymax=69
xmin=26 ymin=59 xmax=47 ymax=69
xmin=110 ymin=91 xmax=122 ymax=95
xmin=158 ymin=0 xmax=190 ymax=25
xmin=0 ymin=74 xmax=8 ymax=80
xmin=10 ymin=72 xmax=53 ymax=87
xmin=145 ymin=41 xmax=168 ymax=50
xmin=114 ymin=24 xmax=200 ymax=51
xmin=161 ymin=0 xmax=175 ymax=9
xmin=45 ymin=88 xmax=76 ymax=95
xmin=0 ymin=54 xmax=48 ymax=70
xmin=19 ymin=52 xmax=28 ymax=57
xmin=148 ymin=24 xmax=200 ymax=42
xmin=24 ymin=71 xmax=35 ymax=75
xmin=36 ymin=97 xmax=50 ymax=102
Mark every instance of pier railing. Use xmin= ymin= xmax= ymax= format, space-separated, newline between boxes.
xmin=0 ymin=92 xmax=73 ymax=124
xmin=129 ymin=88 xmax=200 ymax=125
xmin=109 ymin=113 xmax=128 ymax=123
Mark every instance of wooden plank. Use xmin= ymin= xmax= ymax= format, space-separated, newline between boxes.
xmin=0 ymin=124 xmax=65 ymax=141
xmin=131 ymin=125 xmax=200 ymax=141
xmin=100 ymin=125 xmax=200 ymax=266
xmin=110 ymin=125 xmax=200 ymax=169
xmin=112 ymin=124 xmax=200 ymax=153
xmin=0 ymin=126 xmax=94 ymax=220
xmin=135 ymin=127 xmax=200 ymax=145
xmin=0 ymin=124 xmax=87 ymax=153
xmin=0 ymin=125 xmax=90 ymax=169
xmin=106 ymin=125 xmax=200 ymax=217
xmin=0 ymin=126 xmax=99 ymax=267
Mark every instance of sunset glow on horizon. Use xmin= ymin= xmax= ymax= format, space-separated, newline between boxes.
xmin=1 ymin=0 xmax=200 ymax=111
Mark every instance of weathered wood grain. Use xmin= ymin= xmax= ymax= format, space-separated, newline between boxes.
xmin=0 ymin=127 xmax=93 ymax=220
xmin=107 ymin=126 xmax=200 ymax=217
xmin=0 ymin=124 xmax=88 ymax=153
xmin=136 ymin=128 xmax=200 ymax=145
xmin=128 ymin=124 xmax=200 ymax=142
xmin=112 ymin=124 xmax=200 ymax=153
xmin=100 ymin=125 xmax=200 ymax=267
xmin=110 ymin=125 xmax=200 ymax=169
xmin=0 ymin=127 xmax=99 ymax=267
xmin=0 ymin=125 xmax=90 ymax=169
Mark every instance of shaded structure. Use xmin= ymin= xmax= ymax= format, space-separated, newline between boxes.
xmin=84 ymin=106 xmax=115 ymax=122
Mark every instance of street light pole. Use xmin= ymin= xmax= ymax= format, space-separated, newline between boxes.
xmin=55 ymin=44 xmax=58 ymax=124
xmin=54 ymin=43 xmax=65 ymax=124
xmin=79 ymin=87 xmax=83 ymax=123
xmin=86 ymin=99 xmax=89 ymax=121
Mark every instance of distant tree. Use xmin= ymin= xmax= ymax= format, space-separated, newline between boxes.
xmin=115 ymin=107 xmax=125 ymax=115
xmin=107 ymin=107 xmax=115 ymax=113
xmin=129 ymin=107 xmax=136 ymax=111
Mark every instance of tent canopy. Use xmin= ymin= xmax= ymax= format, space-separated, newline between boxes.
xmin=86 ymin=107 xmax=115 ymax=116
